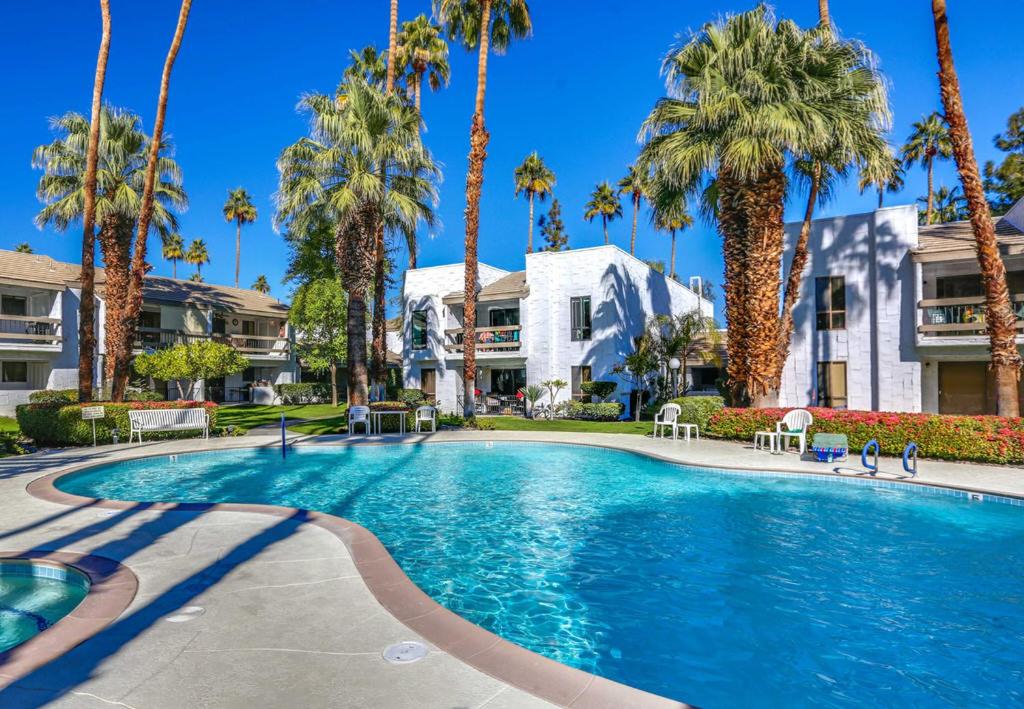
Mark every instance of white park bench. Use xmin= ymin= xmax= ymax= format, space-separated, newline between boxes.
xmin=128 ymin=408 xmax=209 ymax=444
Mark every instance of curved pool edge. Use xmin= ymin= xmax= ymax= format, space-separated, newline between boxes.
xmin=0 ymin=552 xmax=138 ymax=688
xmin=25 ymin=447 xmax=693 ymax=709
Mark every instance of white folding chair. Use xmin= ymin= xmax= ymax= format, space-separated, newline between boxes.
xmin=653 ymin=403 xmax=682 ymax=439
xmin=414 ymin=405 xmax=436 ymax=433
xmin=777 ymin=409 xmax=813 ymax=453
xmin=348 ymin=405 xmax=371 ymax=436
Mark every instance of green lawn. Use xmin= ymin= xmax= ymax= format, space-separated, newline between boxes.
xmin=482 ymin=417 xmax=652 ymax=435
xmin=0 ymin=416 xmax=19 ymax=434
xmin=288 ymin=415 xmax=349 ymax=435
xmin=217 ymin=404 xmax=347 ymax=431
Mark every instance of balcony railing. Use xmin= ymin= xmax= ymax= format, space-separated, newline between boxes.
xmin=917 ymin=295 xmax=1024 ymax=336
xmin=219 ymin=333 xmax=290 ymax=356
xmin=134 ymin=328 xmax=290 ymax=356
xmin=134 ymin=327 xmax=211 ymax=350
xmin=0 ymin=315 xmax=62 ymax=346
xmin=444 ymin=325 xmax=522 ymax=353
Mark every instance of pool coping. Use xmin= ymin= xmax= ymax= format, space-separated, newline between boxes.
xmin=0 ymin=551 xmax=139 ymax=689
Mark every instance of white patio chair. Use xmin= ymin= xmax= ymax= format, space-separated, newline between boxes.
xmin=653 ymin=403 xmax=682 ymax=439
xmin=414 ymin=405 xmax=437 ymax=433
xmin=348 ymin=405 xmax=371 ymax=436
xmin=777 ymin=409 xmax=813 ymax=454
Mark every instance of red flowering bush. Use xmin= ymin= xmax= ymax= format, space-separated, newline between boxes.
xmin=706 ymin=407 xmax=1024 ymax=464
xmin=16 ymin=400 xmax=219 ymax=447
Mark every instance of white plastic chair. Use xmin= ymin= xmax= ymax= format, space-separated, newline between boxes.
xmin=348 ymin=405 xmax=371 ymax=436
xmin=653 ymin=403 xmax=682 ymax=439
xmin=777 ymin=409 xmax=813 ymax=453
xmin=414 ymin=405 xmax=436 ymax=433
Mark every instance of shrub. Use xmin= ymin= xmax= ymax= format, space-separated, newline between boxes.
xmin=29 ymin=389 xmax=78 ymax=404
xmin=125 ymin=389 xmax=165 ymax=402
xmin=16 ymin=401 xmax=220 ymax=447
xmin=706 ymin=406 xmax=1024 ymax=465
xmin=275 ymin=382 xmax=332 ymax=404
xmin=560 ymin=400 xmax=624 ymax=421
xmin=670 ymin=395 xmax=725 ymax=431
xmin=1 ymin=431 xmax=29 ymax=456
xmin=580 ymin=381 xmax=617 ymax=402
xmin=395 ymin=388 xmax=427 ymax=406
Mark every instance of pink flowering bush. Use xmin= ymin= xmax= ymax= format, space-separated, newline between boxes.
xmin=706 ymin=407 xmax=1024 ymax=465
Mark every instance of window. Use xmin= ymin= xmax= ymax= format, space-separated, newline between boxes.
xmin=815 ymin=276 xmax=846 ymax=330
xmin=570 ymin=296 xmax=591 ymax=341
xmin=139 ymin=310 xmax=161 ymax=329
xmin=411 ymin=310 xmax=428 ymax=350
xmin=243 ymin=366 xmax=274 ymax=385
xmin=1 ymin=361 xmax=28 ymax=383
xmin=488 ymin=308 xmax=520 ymax=327
xmin=212 ymin=313 xmax=226 ymax=335
xmin=1 ymin=295 xmax=27 ymax=317
xmin=490 ymin=368 xmax=526 ymax=396
xmin=816 ymin=361 xmax=848 ymax=409
xmin=242 ymin=320 xmax=257 ymax=336
xmin=571 ymin=365 xmax=592 ymax=400
xmin=421 ymin=368 xmax=436 ymax=398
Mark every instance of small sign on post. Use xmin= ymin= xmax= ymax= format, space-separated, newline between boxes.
xmin=81 ymin=406 xmax=105 ymax=447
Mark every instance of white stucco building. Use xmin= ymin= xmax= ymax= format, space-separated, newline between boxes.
xmin=779 ymin=196 xmax=1024 ymax=414
xmin=0 ymin=249 xmax=298 ymax=414
xmin=400 ymin=245 xmax=713 ymax=415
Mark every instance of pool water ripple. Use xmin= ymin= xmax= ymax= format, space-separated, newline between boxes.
xmin=56 ymin=442 xmax=1024 ymax=707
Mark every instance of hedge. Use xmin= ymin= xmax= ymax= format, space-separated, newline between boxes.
xmin=705 ymin=406 xmax=1024 ymax=465
xmin=28 ymin=389 xmax=79 ymax=404
xmin=16 ymin=401 xmax=220 ymax=447
xmin=670 ymin=396 xmax=725 ymax=432
xmin=580 ymin=381 xmax=617 ymax=402
xmin=559 ymin=400 xmax=624 ymax=421
xmin=275 ymin=382 xmax=332 ymax=404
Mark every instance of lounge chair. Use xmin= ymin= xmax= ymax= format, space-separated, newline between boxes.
xmin=348 ymin=405 xmax=371 ymax=436
xmin=777 ymin=409 xmax=813 ymax=454
xmin=653 ymin=403 xmax=682 ymax=439
xmin=414 ymin=405 xmax=437 ymax=433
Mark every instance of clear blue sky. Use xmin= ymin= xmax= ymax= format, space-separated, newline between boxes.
xmin=2 ymin=1 xmax=1022 ymax=316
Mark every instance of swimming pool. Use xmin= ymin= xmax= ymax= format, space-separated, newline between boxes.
xmin=0 ymin=560 xmax=90 ymax=653
xmin=57 ymin=442 xmax=1024 ymax=706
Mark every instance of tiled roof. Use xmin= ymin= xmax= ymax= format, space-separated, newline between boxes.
xmin=443 ymin=271 xmax=528 ymax=304
xmin=0 ymin=248 xmax=288 ymax=316
xmin=915 ymin=216 xmax=1024 ymax=255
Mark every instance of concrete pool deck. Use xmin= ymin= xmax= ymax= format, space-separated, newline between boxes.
xmin=0 ymin=430 xmax=1020 ymax=708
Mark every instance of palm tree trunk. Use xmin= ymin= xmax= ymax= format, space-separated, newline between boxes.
xmin=877 ymin=187 xmax=884 ymax=209
xmin=630 ymin=193 xmax=639 ymax=255
xmin=718 ymin=167 xmax=749 ymax=404
xmin=234 ymin=219 xmax=241 ymax=288
xmin=415 ymin=72 xmax=423 ymax=112
xmin=926 ymin=154 xmax=935 ymax=225
xmin=385 ymin=0 xmax=399 ymax=95
xmin=933 ymin=0 xmax=1021 ymax=416
xmin=818 ymin=0 xmax=830 ymax=28
xmin=99 ymin=220 xmax=131 ymax=391
xmin=78 ymin=0 xmax=112 ymax=403
xmin=172 ymin=259 xmax=177 ymax=279
xmin=669 ymin=230 xmax=677 ymax=280
xmin=371 ymin=221 xmax=387 ymax=393
xmin=602 ymin=215 xmax=609 ymax=245
xmin=329 ymin=361 xmax=338 ymax=408
xmin=462 ymin=0 xmax=492 ymax=417
xmin=347 ymin=291 xmax=370 ymax=406
xmin=116 ymin=0 xmax=192 ymax=402
xmin=776 ymin=161 xmax=821 ymax=382
xmin=527 ymin=192 xmax=534 ymax=253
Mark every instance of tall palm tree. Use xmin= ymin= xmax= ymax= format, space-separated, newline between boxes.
xmin=223 ymin=187 xmax=257 ymax=288
xmin=818 ymin=0 xmax=830 ymax=28
xmin=275 ymin=78 xmax=438 ymax=406
xmin=385 ymin=0 xmax=399 ymax=94
xmin=396 ymin=14 xmax=451 ymax=111
xmin=583 ymin=181 xmax=622 ymax=245
xmin=33 ymin=106 xmax=186 ymax=392
xmin=162 ymin=232 xmax=185 ymax=278
xmin=858 ymin=151 xmax=905 ymax=208
xmin=251 ymin=275 xmax=270 ymax=294
xmin=617 ymin=164 xmax=649 ymax=255
xmin=14 ymin=243 xmax=33 ymax=254
xmin=185 ymin=239 xmax=209 ymax=278
xmin=901 ymin=112 xmax=953 ymax=226
xmin=435 ymin=0 xmax=532 ymax=417
xmin=649 ymin=182 xmax=692 ymax=280
xmin=119 ymin=0 xmax=192 ymax=401
xmin=932 ymin=0 xmax=1021 ymax=416
xmin=513 ymin=152 xmax=555 ymax=253
xmin=78 ymin=0 xmax=112 ymax=402
xmin=639 ymin=7 xmax=889 ymax=407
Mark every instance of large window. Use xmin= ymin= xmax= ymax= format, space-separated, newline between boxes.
xmin=488 ymin=308 xmax=520 ymax=327
xmin=571 ymin=365 xmax=592 ymax=400
xmin=490 ymin=368 xmax=526 ymax=396
xmin=815 ymin=276 xmax=846 ymax=330
xmin=1 ymin=295 xmax=27 ymax=317
xmin=412 ymin=310 xmax=428 ymax=350
xmin=816 ymin=361 xmax=848 ymax=409
xmin=570 ymin=296 xmax=591 ymax=341
xmin=1 ymin=361 xmax=28 ymax=383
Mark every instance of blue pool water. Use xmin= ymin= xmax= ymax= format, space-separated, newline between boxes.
xmin=0 ymin=560 xmax=90 ymax=653
xmin=58 ymin=443 xmax=1024 ymax=706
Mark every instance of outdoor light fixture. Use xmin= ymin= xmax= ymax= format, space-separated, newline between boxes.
xmin=110 ymin=428 xmax=121 ymax=445
xmin=669 ymin=357 xmax=681 ymax=398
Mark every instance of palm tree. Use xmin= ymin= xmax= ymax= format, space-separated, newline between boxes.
xmin=251 ymin=275 xmax=270 ymax=294
xmin=649 ymin=182 xmax=692 ymax=280
xmin=435 ymin=0 xmax=532 ymax=417
xmin=923 ymin=184 xmax=966 ymax=224
xmin=185 ymin=239 xmax=209 ymax=278
xmin=223 ymin=187 xmax=257 ymax=288
xmin=932 ymin=0 xmax=1021 ymax=415
xmin=33 ymin=106 xmax=186 ymax=392
xmin=649 ymin=312 xmax=722 ymax=397
xmin=639 ymin=7 xmax=889 ymax=407
xmin=583 ymin=181 xmax=622 ymax=245
xmin=396 ymin=14 xmax=450 ymax=111
xmin=275 ymin=78 xmax=438 ymax=406
xmin=818 ymin=0 xmax=830 ymax=28
xmin=901 ymin=112 xmax=953 ymax=226
xmin=189 ymin=273 xmax=204 ymax=283
xmin=858 ymin=151 xmax=905 ymax=208
xmin=120 ymin=0 xmax=193 ymax=401
xmin=14 ymin=243 xmax=33 ymax=254
xmin=162 ymin=232 xmax=185 ymax=278
xmin=78 ymin=0 xmax=112 ymax=402
xmin=385 ymin=0 xmax=399 ymax=94
xmin=513 ymin=152 xmax=556 ymax=253
xmin=617 ymin=164 xmax=649 ymax=255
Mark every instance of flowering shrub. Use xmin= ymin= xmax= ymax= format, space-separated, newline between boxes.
xmin=706 ymin=407 xmax=1024 ymax=464
xmin=16 ymin=401 xmax=219 ymax=447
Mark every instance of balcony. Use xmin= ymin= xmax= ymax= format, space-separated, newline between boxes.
xmin=917 ymin=295 xmax=1024 ymax=338
xmin=0 ymin=315 xmax=63 ymax=349
xmin=134 ymin=329 xmax=290 ymax=357
xmin=444 ymin=325 xmax=522 ymax=354
xmin=134 ymin=327 xmax=211 ymax=351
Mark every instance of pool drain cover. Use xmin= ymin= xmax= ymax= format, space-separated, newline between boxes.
xmin=165 ymin=606 xmax=205 ymax=623
xmin=383 ymin=641 xmax=428 ymax=664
